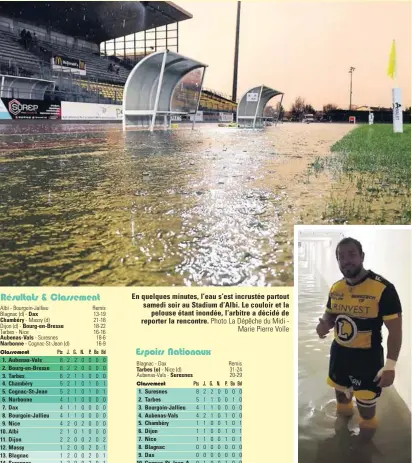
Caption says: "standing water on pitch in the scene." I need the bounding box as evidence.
[0,122,359,286]
[0,123,296,286]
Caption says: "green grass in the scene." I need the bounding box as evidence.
[330,123,411,184]
[307,124,411,224]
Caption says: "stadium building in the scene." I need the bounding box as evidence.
[0,1,236,121]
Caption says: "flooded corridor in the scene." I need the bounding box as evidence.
[297,248,411,463]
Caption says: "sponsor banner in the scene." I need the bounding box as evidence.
[0,98,12,120]
[219,112,234,122]
[61,102,123,121]
[246,92,259,102]
[392,87,403,133]
[171,115,182,122]
[189,111,203,122]
[51,55,86,76]
[1,98,61,119]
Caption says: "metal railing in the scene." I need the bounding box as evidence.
[0,67,123,105]
[203,87,234,102]
[0,23,122,81]
[0,21,98,53]
[0,54,51,80]
[0,85,119,105]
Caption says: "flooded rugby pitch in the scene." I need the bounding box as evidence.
[0,122,408,286]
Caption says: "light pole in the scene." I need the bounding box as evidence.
[349,66,355,110]
[232,1,241,103]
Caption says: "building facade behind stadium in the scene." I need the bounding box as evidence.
[0,1,237,120]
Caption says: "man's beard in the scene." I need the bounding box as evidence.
[340,264,363,279]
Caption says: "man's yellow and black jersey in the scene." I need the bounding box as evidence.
[326,270,402,349]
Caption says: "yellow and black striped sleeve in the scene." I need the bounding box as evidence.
[379,284,402,321]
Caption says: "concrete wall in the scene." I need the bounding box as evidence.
[301,227,411,411]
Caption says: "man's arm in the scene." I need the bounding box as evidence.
[320,311,337,329]
[316,296,337,338]
[374,282,402,387]
[380,283,403,363]
[384,315,402,361]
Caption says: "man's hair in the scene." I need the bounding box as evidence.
[335,237,363,259]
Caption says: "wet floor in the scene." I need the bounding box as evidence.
[298,259,411,463]
[0,122,359,286]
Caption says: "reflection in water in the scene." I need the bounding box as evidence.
[298,261,411,463]
[0,123,296,286]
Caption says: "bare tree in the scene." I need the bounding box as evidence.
[275,101,285,119]
[264,103,285,119]
[303,104,316,115]
[264,106,276,117]
[323,103,339,113]
[290,97,306,118]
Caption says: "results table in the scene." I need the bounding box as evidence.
[137,387,242,463]
[0,355,108,463]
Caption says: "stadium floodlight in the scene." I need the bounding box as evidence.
[349,66,355,110]
[232,1,241,103]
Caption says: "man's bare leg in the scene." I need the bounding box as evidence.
[335,389,354,417]
[356,399,377,440]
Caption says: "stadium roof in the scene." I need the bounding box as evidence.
[0,1,192,43]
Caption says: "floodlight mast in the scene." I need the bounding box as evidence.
[349,66,355,110]
[232,1,241,104]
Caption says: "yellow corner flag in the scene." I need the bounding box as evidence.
[387,39,396,79]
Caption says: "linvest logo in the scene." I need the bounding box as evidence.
[8,99,39,116]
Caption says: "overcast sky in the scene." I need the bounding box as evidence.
[176,1,411,110]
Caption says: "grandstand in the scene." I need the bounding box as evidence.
[0,1,236,117]
[201,89,237,113]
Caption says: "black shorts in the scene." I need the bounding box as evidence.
[327,341,384,400]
